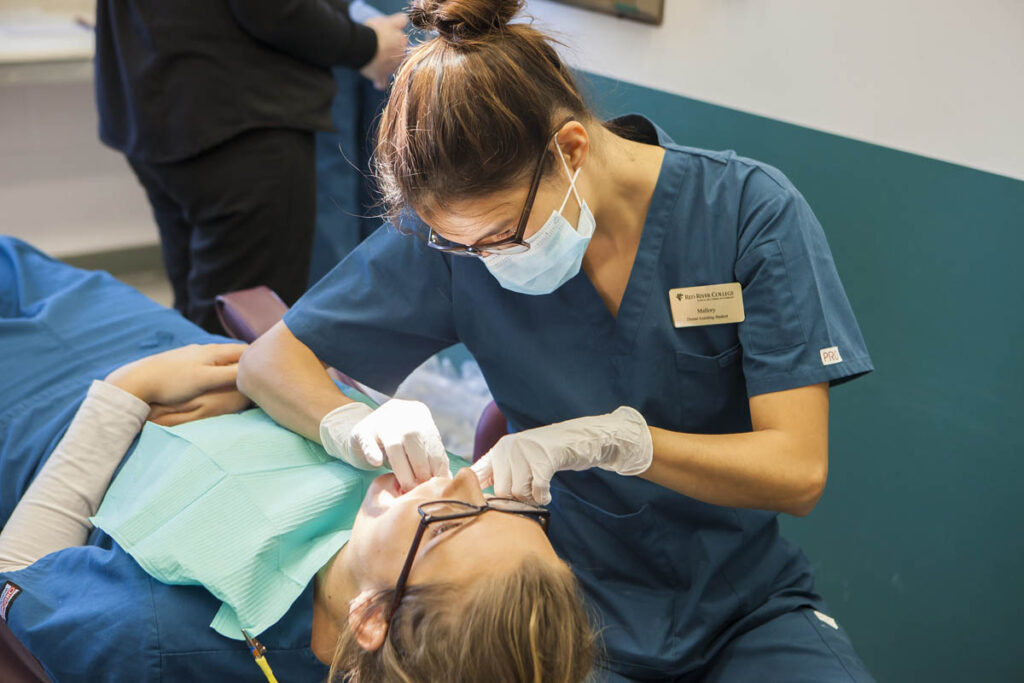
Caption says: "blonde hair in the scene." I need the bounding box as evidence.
[329,555,597,683]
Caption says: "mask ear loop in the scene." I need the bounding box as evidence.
[554,144,583,215]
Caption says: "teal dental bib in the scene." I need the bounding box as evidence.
[91,408,468,639]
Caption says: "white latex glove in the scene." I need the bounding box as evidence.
[319,399,451,491]
[471,406,653,505]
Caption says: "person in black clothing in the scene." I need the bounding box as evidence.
[94,0,408,333]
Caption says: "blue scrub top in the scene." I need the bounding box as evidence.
[0,237,327,682]
[0,533,324,682]
[283,115,873,679]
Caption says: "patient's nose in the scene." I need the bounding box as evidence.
[442,467,487,504]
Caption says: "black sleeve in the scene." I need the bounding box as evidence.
[227,0,379,68]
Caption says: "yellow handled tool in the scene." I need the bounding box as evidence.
[242,628,280,683]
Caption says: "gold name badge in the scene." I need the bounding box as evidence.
[669,282,745,328]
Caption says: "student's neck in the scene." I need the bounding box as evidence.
[590,126,665,249]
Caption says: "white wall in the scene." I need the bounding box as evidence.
[3,1,1020,258]
[528,0,1024,181]
[0,2,158,257]
[0,67,158,257]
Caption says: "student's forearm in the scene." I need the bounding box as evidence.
[237,321,355,443]
[0,381,148,571]
[642,427,828,517]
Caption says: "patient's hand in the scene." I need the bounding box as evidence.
[105,344,252,426]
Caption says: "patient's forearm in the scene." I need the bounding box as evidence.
[238,320,355,443]
[0,381,148,571]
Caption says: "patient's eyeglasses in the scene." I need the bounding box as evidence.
[424,116,576,258]
[385,498,550,637]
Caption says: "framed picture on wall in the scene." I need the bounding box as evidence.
[545,0,664,25]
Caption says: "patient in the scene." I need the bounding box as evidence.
[0,238,595,682]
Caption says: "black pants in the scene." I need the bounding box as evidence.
[128,128,315,334]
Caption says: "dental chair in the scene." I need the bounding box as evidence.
[0,616,49,683]
[215,286,509,462]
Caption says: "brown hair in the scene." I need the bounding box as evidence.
[329,555,597,683]
[374,0,598,227]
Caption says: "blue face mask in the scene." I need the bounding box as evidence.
[483,146,596,295]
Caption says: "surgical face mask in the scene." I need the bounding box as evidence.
[483,146,596,295]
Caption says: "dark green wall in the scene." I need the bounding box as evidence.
[580,73,1024,682]
[375,0,411,13]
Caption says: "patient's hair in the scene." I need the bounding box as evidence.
[374,0,600,227]
[329,555,597,683]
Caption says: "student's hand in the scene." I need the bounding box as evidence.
[360,12,409,90]
[471,407,654,505]
[105,344,252,425]
[319,398,450,491]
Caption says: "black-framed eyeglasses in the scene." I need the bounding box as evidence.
[425,116,576,258]
[385,498,550,636]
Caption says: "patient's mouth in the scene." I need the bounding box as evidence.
[379,473,402,500]
[368,472,447,511]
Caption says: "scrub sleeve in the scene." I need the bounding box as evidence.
[733,167,873,396]
[282,223,459,395]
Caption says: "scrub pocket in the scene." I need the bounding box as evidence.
[546,480,720,677]
[548,484,674,587]
[675,344,748,432]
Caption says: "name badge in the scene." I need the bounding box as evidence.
[669,282,745,328]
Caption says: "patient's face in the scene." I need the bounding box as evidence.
[346,467,562,592]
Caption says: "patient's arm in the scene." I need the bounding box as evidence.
[0,344,250,571]
[0,381,149,571]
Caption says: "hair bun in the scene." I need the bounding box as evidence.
[409,0,524,44]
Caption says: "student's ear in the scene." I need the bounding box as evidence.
[348,590,388,652]
[553,119,590,173]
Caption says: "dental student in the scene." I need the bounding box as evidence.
[240,1,877,680]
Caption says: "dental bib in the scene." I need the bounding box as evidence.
[91,408,470,639]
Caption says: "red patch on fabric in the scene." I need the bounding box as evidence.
[0,581,21,621]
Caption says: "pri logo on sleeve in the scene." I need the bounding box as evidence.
[1,581,22,621]
[819,346,843,366]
